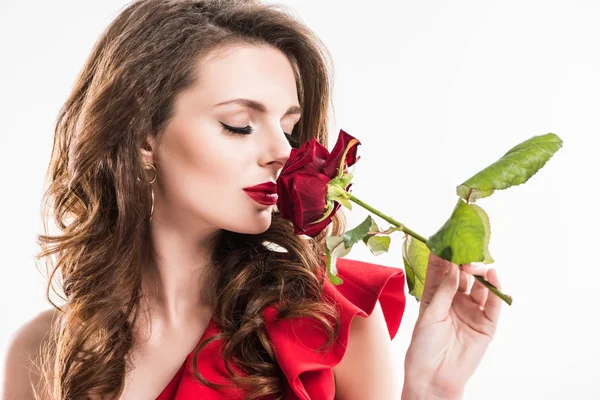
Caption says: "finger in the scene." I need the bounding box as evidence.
[470,275,488,306]
[460,263,488,276]
[483,268,503,323]
[458,269,471,293]
[420,252,453,307]
[421,263,460,322]
[461,264,490,305]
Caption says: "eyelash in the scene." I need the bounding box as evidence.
[220,122,299,147]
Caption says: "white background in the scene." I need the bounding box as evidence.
[1,1,599,398]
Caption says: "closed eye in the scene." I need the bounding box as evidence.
[219,122,299,147]
[220,122,253,135]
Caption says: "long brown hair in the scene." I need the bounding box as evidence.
[34,0,346,398]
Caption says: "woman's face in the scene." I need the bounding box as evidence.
[145,44,301,235]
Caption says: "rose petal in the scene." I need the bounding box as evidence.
[303,202,342,237]
[322,129,361,178]
[275,134,349,237]
[276,174,296,219]
[280,138,329,175]
[292,172,330,226]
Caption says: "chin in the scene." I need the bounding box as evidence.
[232,212,273,235]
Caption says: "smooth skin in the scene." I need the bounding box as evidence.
[2,43,501,400]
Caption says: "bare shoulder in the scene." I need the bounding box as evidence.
[332,300,402,400]
[2,308,61,400]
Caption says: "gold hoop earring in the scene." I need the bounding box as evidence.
[144,163,156,221]
[144,163,157,184]
[148,186,155,221]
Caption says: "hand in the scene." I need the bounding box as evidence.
[403,252,503,399]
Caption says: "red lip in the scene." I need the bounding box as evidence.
[244,190,278,206]
[243,181,277,194]
[243,181,278,206]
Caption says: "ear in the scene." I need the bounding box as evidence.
[139,134,158,165]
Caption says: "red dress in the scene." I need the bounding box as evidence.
[156,257,406,400]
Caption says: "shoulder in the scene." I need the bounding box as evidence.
[2,308,61,400]
[328,258,406,399]
[332,299,403,400]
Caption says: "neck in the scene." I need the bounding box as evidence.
[141,215,222,325]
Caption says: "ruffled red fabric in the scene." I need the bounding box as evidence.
[156,258,406,400]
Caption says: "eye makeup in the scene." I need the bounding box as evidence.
[219,122,299,147]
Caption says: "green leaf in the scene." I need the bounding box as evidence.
[327,185,352,210]
[341,216,373,249]
[426,198,494,265]
[470,202,494,264]
[324,216,375,285]
[338,197,353,210]
[361,218,382,240]
[456,133,563,202]
[404,262,416,297]
[402,235,429,300]
[330,173,354,189]
[361,218,380,242]
[365,235,391,256]
[361,218,390,255]
[325,235,352,285]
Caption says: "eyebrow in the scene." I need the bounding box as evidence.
[214,98,302,116]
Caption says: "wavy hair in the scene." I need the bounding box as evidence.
[34,0,347,398]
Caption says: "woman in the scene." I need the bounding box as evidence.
[3,0,502,399]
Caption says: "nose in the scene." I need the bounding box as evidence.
[260,126,293,171]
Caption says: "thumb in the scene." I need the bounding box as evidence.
[421,263,459,322]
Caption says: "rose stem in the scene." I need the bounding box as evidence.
[472,276,513,305]
[345,191,512,306]
[345,192,428,244]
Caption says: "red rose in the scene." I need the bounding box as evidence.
[276,129,361,237]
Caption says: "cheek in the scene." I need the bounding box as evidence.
[157,120,247,200]
[161,119,222,176]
